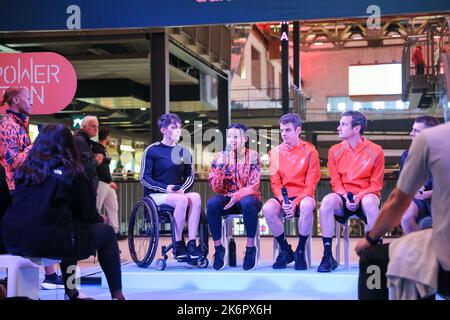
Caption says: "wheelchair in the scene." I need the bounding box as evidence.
[128,196,209,270]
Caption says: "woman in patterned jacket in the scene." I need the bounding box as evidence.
[207,123,261,271]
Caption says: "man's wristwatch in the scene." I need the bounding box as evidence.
[365,232,381,246]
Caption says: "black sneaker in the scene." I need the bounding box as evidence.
[294,249,308,270]
[41,273,65,290]
[243,246,258,271]
[272,245,294,269]
[187,240,202,258]
[174,241,189,259]
[213,245,227,271]
[317,255,338,273]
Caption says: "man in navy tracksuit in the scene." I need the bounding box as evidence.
[140,113,202,259]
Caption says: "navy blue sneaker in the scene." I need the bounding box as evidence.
[294,249,308,270]
[213,245,227,271]
[243,246,258,271]
[174,241,189,259]
[41,273,65,290]
[272,245,294,269]
[187,240,202,258]
[317,255,338,272]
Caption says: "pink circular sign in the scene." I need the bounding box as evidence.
[0,52,77,115]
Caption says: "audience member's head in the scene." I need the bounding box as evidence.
[80,116,99,138]
[15,124,82,186]
[99,128,111,143]
[1,87,33,115]
[410,116,439,140]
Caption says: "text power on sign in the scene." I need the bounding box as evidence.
[0,52,77,115]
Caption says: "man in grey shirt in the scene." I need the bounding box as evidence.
[355,121,450,299]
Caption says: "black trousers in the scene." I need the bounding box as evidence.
[60,223,122,294]
[415,63,425,75]
[358,243,450,300]
[206,195,262,241]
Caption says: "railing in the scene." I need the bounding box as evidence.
[231,87,293,110]
[116,177,400,238]
[230,86,439,122]
[403,20,450,83]
[304,108,439,122]
[402,20,450,112]
[176,25,231,67]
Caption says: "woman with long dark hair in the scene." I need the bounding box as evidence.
[1,124,125,300]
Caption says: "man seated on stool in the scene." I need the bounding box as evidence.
[140,113,202,260]
[318,111,384,272]
[400,116,438,234]
[262,113,321,270]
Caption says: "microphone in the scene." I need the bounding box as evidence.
[172,185,181,192]
[281,186,290,205]
[234,148,238,182]
[347,192,355,203]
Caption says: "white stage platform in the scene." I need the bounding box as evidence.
[102,261,360,300]
[2,238,362,299]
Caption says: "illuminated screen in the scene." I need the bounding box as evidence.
[348,63,402,96]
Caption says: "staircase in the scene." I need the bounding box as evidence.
[402,21,449,111]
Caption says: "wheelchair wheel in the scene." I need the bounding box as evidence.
[155,258,167,271]
[197,257,209,269]
[128,197,159,268]
[198,210,210,257]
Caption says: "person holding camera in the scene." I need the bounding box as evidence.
[92,128,125,240]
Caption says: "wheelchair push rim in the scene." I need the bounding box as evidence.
[128,198,159,268]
